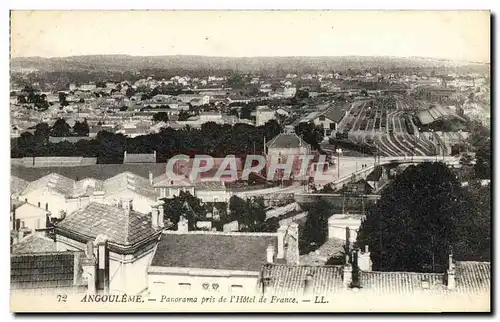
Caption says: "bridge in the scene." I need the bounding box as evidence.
[313,155,460,191]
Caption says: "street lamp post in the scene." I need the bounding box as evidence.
[336,148,343,179]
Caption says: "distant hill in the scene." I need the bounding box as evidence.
[10,55,489,74]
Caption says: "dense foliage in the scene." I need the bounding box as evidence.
[356,162,490,273]
[12,120,282,164]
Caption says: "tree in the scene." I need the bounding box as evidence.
[153,112,169,123]
[178,110,191,121]
[58,92,68,105]
[50,119,72,137]
[239,105,254,120]
[125,87,135,98]
[356,162,473,273]
[294,121,323,149]
[295,89,309,99]
[161,191,207,230]
[468,120,491,179]
[34,122,50,141]
[459,153,474,166]
[300,199,330,253]
[73,119,90,137]
[96,81,106,88]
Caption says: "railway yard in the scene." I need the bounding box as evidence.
[333,95,469,157]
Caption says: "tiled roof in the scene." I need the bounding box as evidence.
[21,173,76,197]
[153,172,193,188]
[124,152,157,164]
[103,172,156,200]
[360,261,491,295]
[56,202,160,246]
[12,164,167,182]
[150,232,278,272]
[194,181,226,191]
[74,178,103,197]
[359,271,447,295]
[267,133,311,150]
[323,104,347,123]
[261,264,345,296]
[18,173,104,198]
[455,261,490,294]
[10,176,29,196]
[12,233,58,254]
[11,252,82,290]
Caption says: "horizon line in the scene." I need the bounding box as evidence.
[10,54,489,65]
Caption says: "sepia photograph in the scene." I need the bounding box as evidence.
[8,9,491,313]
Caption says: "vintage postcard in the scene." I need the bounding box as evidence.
[9,10,491,312]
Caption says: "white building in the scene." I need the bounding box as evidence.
[147,222,300,297]
[255,106,276,126]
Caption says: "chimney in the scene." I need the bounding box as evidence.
[351,249,360,288]
[12,205,16,231]
[151,203,159,229]
[124,150,127,162]
[266,244,275,264]
[277,225,287,259]
[158,201,165,228]
[45,202,49,211]
[177,216,189,233]
[149,171,154,185]
[358,245,373,272]
[447,251,456,290]
[82,241,97,294]
[122,198,133,212]
[95,235,110,294]
[303,270,314,296]
[285,223,300,265]
[343,254,352,288]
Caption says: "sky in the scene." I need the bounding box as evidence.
[10,10,490,63]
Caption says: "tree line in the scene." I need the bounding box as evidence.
[11,119,282,163]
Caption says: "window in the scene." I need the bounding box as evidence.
[319,115,326,121]
[213,197,218,202]
[330,123,336,130]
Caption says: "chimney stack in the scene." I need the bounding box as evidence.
[343,254,352,288]
[158,201,165,228]
[304,270,314,296]
[266,244,275,264]
[151,203,159,229]
[12,205,16,231]
[277,225,287,259]
[447,251,456,290]
[149,171,154,185]
[122,198,133,212]
[358,244,373,272]
[286,223,300,265]
[45,202,49,211]
[95,235,110,294]
[82,241,97,294]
